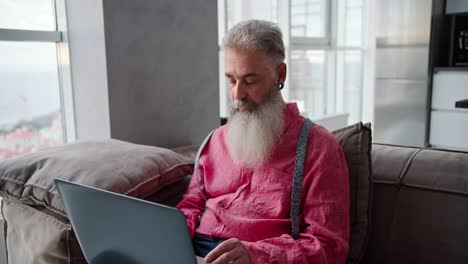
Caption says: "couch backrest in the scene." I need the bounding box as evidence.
[362,144,468,264]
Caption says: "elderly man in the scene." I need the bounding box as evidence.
[176,19,349,264]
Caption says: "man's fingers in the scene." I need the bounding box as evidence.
[209,251,240,264]
[205,238,240,263]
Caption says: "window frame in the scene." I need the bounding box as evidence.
[0,0,75,143]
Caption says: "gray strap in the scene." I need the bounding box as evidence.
[195,130,215,202]
[291,118,314,239]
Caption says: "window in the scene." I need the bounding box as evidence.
[291,0,327,38]
[0,0,73,161]
[218,0,372,128]
[290,49,326,116]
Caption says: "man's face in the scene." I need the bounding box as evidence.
[225,49,281,112]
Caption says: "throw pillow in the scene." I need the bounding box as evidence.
[332,122,372,264]
[0,139,194,217]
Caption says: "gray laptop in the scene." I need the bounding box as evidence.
[55,179,204,264]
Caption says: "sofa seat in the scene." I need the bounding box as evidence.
[362,144,468,264]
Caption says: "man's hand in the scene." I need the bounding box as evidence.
[204,238,251,264]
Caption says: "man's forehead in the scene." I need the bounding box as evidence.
[225,49,271,77]
[225,63,264,78]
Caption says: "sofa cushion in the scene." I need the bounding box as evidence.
[2,199,86,264]
[390,147,468,264]
[372,144,420,184]
[332,122,372,264]
[389,187,468,264]
[403,148,468,194]
[362,144,468,264]
[0,139,194,217]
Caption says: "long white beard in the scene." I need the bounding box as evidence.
[227,91,284,168]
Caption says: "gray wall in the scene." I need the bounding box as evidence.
[103,0,219,148]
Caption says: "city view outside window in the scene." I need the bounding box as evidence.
[0,0,66,161]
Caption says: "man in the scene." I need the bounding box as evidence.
[176,19,350,264]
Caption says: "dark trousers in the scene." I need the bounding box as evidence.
[192,233,223,257]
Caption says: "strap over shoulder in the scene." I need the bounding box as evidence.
[291,118,314,239]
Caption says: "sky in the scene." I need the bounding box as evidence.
[0,0,54,31]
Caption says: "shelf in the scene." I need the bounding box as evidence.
[434,67,468,72]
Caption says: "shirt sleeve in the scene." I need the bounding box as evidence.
[176,155,208,238]
[242,139,350,264]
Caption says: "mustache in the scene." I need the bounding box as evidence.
[231,98,259,112]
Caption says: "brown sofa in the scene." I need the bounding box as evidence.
[1,141,468,263]
[362,144,468,264]
[166,144,468,264]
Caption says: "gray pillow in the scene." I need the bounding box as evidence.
[0,139,194,217]
[332,122,373,264]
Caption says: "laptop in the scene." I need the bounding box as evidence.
[54,179,205,264]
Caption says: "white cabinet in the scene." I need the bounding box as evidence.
[446,0,468,14]
[430,70,468,151]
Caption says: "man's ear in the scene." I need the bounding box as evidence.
[277,63,287,84]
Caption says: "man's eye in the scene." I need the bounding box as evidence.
[228,79,236,85]
[245,80,256,85]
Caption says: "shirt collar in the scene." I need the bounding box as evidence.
[282,102,301,133]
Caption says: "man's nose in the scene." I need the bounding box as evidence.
[233,82,247,100]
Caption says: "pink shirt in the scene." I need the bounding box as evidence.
[176,103,350,264]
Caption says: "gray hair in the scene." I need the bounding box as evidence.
[223,19,285,66]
